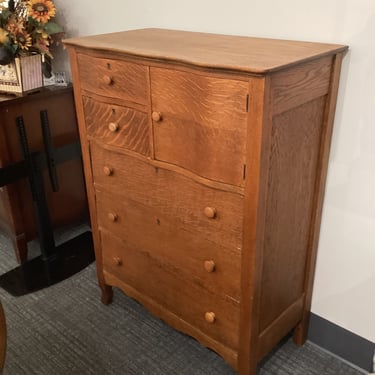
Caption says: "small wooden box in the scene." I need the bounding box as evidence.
[0,54,43,95]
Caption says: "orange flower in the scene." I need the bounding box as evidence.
[14,30,32,50]
[27,0,56,23]
[6,17,25,35]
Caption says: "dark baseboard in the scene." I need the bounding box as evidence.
[308,313,374,372]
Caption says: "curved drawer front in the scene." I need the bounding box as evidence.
[77,53,148,104]
[96,189,241,301]
[101,230,240,351]
[90,143,244,251]
[83,96,150,156]
[150,67,249,186]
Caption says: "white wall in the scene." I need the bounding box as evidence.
[54,0,375,343]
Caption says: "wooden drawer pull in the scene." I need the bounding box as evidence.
[103,166,113,176]
[113,257,122,266]
[108,122,119,132]
[108,212,118,222]
[204,260,216,273]
[103,75,113,85]
[204,312,216,324]
[151,111,162,122]
[204,206,217,219]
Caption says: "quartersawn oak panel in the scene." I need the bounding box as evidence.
[96,189,241,301]
[101,229,240,351]
[259,96,325,332]
[83,96,149,156]
[271,56,332,115]
[77,53,148,104]
[90,142,244,251]
[151,67,249,187]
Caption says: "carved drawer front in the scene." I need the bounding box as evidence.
[150,67,249,186]
[76,54,148,104]
[83,96,150,156]
[101,229,240,350]
[90,143,244,251]
[96,189,241,301]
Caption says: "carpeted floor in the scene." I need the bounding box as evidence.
[0,225,367,375]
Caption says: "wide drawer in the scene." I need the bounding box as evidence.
[83,96,150,156]
[96,189,241,301]
[90,142,244,251]
[77,53,148,104]
[101,229,240,350]
[150,67,249,186]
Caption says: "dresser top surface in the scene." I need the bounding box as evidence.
[64,28,347,74]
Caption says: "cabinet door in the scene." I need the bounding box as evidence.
[150,68,249,187]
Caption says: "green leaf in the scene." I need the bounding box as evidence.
[44,22,64,35]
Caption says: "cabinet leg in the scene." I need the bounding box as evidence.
[12,235,28,264]
[293,313,309,346]
[100,284,113,305]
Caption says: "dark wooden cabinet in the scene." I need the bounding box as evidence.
[65,29,347,374]
[0,87,88,263]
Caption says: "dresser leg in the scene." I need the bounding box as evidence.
[100,285,113,305]
[292,314,309,346]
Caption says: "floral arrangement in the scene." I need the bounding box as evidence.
[0,0,64,65]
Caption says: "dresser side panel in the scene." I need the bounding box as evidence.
[259,96,326,332]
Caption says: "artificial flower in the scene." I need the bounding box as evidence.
[14,30,32,50]
[27,0,56,23]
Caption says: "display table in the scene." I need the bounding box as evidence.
[0,86,88,263]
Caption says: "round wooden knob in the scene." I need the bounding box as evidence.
[103,166,113,176]
[205,312,216,324]
[204,206,217,219]
[108,122,119,132]
[103,75,113,85]
[204,260,216,273]
[108,212,118,222]
[113,257,122,266]
[151,111,162,122]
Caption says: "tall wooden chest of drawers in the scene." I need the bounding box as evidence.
[65,29,347,374]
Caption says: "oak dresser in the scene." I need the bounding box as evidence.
[65,29,347,374]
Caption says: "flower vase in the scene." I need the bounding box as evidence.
[0,54,44,96]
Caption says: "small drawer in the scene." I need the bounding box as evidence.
[96,190,241,301]
[90,143,244,251]
[77,53,148,104]
[83,96,150,156]
[150,67,249,186]
[101,229,240,350]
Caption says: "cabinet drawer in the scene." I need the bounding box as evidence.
[90,143,244,251]
[101,230,240,350]
[150,67,249,186]
[83,96,150,156]
[77,53,148,104]
[96,190,241,301]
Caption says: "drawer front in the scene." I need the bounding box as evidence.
[101,230,240,350]
[77,53,148,104]
[90,143,244,251]
[150,67,249,186]
[96,190,241,301]
[83,96,150,156]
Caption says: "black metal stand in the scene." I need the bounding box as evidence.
[0,111,94,296]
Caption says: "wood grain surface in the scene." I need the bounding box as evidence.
[90,142,244,251]
[101,229,240,351]
[83,96,149,156]
[151,67,248,186]
[65,28,347,74]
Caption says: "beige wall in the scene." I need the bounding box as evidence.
[54,0,375,343]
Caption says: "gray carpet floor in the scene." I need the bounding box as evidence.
[0,225,367,375]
